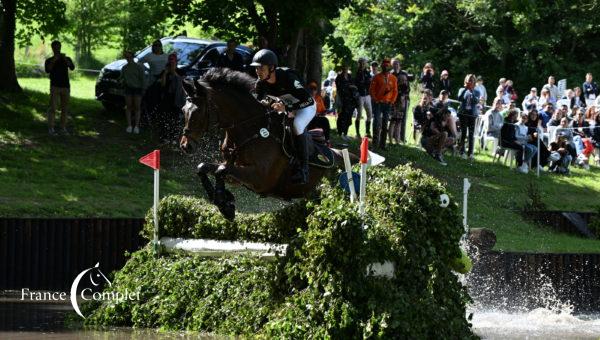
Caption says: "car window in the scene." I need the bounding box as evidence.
[163,42,207,66]
[198,47,224,67]
[136,41,207,67]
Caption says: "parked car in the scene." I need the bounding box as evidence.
[95,36,254,111]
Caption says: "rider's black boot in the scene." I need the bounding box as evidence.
[291,132,309,184]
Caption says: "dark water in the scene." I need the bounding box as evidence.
[0,298,221,339]
[2,295,600,339]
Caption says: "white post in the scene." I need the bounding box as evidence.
[537,128,541,177]
[342,149,357,202]
[153,169,160,254]
[359,163,367,215]
[463,178,471,231]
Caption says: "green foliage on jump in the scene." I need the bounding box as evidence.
[84,164,475,338]
[141,195,309,244]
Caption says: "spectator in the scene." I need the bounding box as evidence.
[547,108,564,128]
[335,65,357,141]
[433,90,458,138]
[355,58,373,138]
[140,39,168,80]
[582,73,598,101]
[370,61,378,77]
[433,90,450,108]
[501,109,536,174]
[542,76,560,102]
[556,117,578,161]
[120,51,145,134]
[457,74,480,160]
[44,40,75,135]
[421,107,453,166]
[522,87,539,112]
[526,108,542,130]
[496,78,507,102]
[369,58,398,150]
[306,81,331,142]
[572,87,586,109]
[571,110,593,169]
[516,112,540,172]
[537,88,555,110]
[548,135,572,174]
[389,58,411,144]
[591,113,600,152]
[157,53,186,144]
[505,79,518,102]
[439,70,451,97]
[475,76,488,106]
[413,90,433,136]
[484,97,504,138]
[420,63,435,92]
[585,106,598,121]
[217,38,244,71]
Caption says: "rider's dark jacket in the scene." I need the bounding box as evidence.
[255,68,314,111]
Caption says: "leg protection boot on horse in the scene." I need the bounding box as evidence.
[291,131,309,185]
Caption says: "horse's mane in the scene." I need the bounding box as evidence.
[199,68,256,94]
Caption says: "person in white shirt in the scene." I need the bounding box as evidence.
[542,75,560,101]
[522,87,538,112]
[484,97,504,138]
[139,39,169,80]
[475,76,487,105]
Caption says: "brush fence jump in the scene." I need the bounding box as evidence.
[160,237,395,277]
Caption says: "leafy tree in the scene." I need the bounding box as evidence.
[64,0,121,66]
[0,0,66,93]
[335,0,600,96]
[120,0,173,53]
[171,0,353,81]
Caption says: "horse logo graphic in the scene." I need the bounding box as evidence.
[70,262,112,318]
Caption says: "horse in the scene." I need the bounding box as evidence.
[179,68,355,220]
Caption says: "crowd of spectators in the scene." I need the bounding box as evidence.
[411,64,600,173]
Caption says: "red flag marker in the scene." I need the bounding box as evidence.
[139,150,161,255]
[139,150,160,170]
[360,137,369,164]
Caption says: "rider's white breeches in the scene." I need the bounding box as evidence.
[292,102,316,135]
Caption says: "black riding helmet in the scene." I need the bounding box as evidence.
[251,49,278,67]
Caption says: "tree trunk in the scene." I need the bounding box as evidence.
[306,32,323,85]
[0,0,22,93]
[286,28,303,69]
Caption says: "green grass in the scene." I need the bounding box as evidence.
[326,93,600,253]
[2,77,600,253]
[0,76,283,217]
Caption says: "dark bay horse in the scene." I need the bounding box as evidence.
[179,68,352,219]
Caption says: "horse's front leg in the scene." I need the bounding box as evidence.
[213,164,237,220]
[197,162,219,201]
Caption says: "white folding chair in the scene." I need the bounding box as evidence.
[481,124,499,156]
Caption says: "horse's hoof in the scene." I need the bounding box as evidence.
[219,202,236,221]
[197,162,207,175]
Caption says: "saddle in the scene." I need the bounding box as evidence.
[260,96,334,169]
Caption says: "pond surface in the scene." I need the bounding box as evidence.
[2,296,600,339]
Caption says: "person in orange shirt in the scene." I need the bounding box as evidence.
[306,80,331,142]
[369,58,398,149]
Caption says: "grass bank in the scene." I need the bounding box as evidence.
[1,76,599,252]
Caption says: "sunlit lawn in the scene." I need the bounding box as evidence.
[1,76,599,252]
[327,93,600,253]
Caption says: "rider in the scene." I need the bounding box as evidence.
[251,49,316,185]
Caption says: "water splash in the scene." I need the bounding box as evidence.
[462,244,600,339]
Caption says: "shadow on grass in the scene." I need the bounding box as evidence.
[0,86,283,217]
